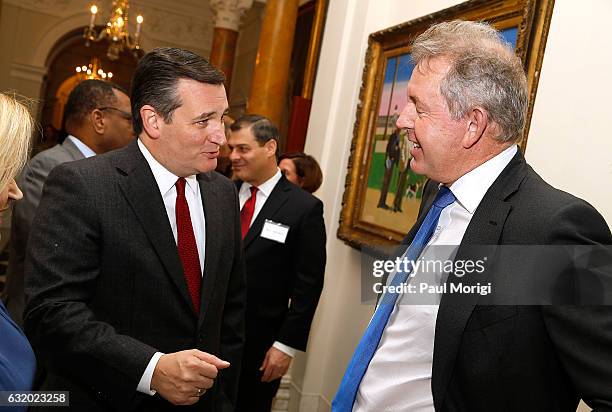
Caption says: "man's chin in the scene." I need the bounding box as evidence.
[197,159,217,174]
[231,168,248,181]
[410,159,426,177]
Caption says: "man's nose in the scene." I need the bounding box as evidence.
[211,132,226,146]
[396,105,415,130]
[228,147,239,161]
[210,120,227,146]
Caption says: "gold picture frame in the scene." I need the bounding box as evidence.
[337,0,555,250]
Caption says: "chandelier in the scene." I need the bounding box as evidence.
[84,1,143,61]
[75,57,114,81]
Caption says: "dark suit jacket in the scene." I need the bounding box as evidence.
[23,140,246,411]
[401,151,612,411]
[238,175,326,363]
[3,138,84,327]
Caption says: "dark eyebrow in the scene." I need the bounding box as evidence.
[193,111,216,121]
[192,109,230,122]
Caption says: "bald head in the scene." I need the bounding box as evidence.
[64,80,134,153]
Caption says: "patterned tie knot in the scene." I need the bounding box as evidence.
[249,186,258,197]
[176,177,187,197]
[434,186,456,209]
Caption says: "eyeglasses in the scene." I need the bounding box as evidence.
[97,107,132,121]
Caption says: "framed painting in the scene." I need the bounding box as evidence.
[337,0,554,249]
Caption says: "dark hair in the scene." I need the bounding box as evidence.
[131,47,225,136]
[63,79,126,128]
[229,114,279,156]
[279,152,323,193]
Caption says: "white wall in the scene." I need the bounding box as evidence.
[295,0,611,410]
[525,0,612,228]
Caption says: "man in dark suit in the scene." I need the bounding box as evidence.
[227,115,326,411]
[334,21,612,411]
[377,127,400,210]
[3,79,134,327]
[24,48,245,411]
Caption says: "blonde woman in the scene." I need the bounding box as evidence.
[0,92,36,394]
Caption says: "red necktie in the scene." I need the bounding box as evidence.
[175,177,202,313]
[240,186,258,239]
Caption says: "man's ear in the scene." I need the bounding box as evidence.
[462,106,489,149]
[265,139,278,158]
[140,105,162,139]
[90,109,105,135]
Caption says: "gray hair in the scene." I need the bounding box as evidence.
[411,20,528,143]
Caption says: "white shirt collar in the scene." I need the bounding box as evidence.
[241,168,282,197]
[137,139,198,197]
[449,144,518,214]
[67,135,96,158]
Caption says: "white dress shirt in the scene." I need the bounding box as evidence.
[135,139,207,395]
[238,169,297,358]
[354,145,517,412]
[67,135,96,158]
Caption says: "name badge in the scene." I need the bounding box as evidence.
[260,219,289,244]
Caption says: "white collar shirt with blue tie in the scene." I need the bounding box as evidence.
[354,144,517,412]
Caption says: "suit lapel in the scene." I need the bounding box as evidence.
[242,176,292,249]
[116,141,195,314]
[198,173,221,327]
[431,151,528,410]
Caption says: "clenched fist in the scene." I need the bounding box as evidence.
[151,349,230,405]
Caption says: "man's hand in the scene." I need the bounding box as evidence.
[259,346,292,383]
[151,349,230,405]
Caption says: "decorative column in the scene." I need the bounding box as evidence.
[247,0,299,126]
[209,0,253,94]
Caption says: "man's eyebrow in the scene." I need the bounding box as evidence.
[192,109,230,121]
[192,111,215,121]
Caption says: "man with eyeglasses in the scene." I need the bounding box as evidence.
[3,79,134,327]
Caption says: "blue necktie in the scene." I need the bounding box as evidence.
[332,186,456,411]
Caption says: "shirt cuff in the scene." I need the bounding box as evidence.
[137,352,164,395]
[273,341,297,358]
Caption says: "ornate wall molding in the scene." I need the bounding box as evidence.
[9,62,47,84]
[137,4,213,50]
[3,0,77,17]
[5,0,215,51]
[210,0,253,31]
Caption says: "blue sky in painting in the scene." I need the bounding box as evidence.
[501,27,518,48]
[396,54,415,82]
[383,56,398,84]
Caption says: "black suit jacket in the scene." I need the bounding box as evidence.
[238,176,326,361]
[3,138,84,327]
[401,151,612,411]
[24,140,246,411]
